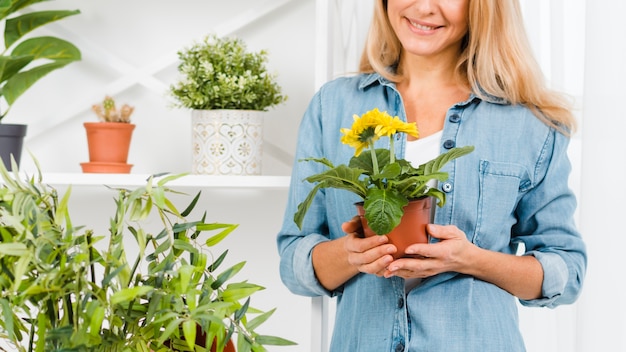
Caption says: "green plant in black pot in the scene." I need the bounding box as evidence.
[0,0,82,169]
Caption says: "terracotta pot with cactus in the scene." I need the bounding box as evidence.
[81,95,136,173]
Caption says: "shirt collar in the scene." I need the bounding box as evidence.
[357,72,509,106]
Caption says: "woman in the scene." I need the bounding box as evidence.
[277,0,587,351]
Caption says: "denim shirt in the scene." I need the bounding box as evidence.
[277,73,587,352]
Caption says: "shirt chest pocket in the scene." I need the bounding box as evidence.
[474,160,531,249]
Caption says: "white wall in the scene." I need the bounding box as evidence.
[13,0,312,176]
[8,1,318,351]
[6,0,625,351]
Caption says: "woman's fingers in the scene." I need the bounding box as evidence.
[386,224,472,278]
[344,232,396,275]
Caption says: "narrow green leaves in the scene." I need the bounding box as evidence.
[0,161,294,351]
[110,286,153,305]
[201,223,239,247]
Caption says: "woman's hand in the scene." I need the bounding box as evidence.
[382,223,544,300]
[342,216,398,276]
[383,224,473,279]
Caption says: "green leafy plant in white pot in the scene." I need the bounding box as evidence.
[169,34,287,176]
[0,0,82,170]
[0,161,297,351]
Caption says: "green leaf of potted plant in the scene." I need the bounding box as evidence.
[169,34,287,175]
[81,95,136,173]
[294,108,474,258]
[0,0,82,170]
[0,161,297,351]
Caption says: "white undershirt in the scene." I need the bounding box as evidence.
[404,130,443,208]
[404,130,443,168]
[403,130,443,292]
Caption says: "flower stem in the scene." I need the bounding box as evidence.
[389,136,396,164]
[369,141,379,175]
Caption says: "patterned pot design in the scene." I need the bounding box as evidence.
[191,109,264,175]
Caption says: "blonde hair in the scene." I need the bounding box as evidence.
[359,0,576,134]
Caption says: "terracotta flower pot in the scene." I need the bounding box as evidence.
[356,197,432,259]
[165,337,235,352]
[211,339,236,352]
[162,323,236,352]
[82,122,135,173]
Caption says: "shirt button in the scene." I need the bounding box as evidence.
[396,134,401,141]
[443,139,455,149]
[395,343,405,352]
[397,297,404,309]
[442,182,453,193]
[449,114,461,123]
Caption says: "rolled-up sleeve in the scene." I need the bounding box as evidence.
[278,228,332,297]
[515,130,587,308]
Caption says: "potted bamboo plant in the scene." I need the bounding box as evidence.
[0,0,81,170]
[169,34,287,176]
[0,161,297,351]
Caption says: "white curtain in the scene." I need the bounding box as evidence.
[578,0,626,351]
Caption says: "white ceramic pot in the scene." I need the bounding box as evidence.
[191,109,264,175]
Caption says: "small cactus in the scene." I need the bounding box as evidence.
[92,95,134,123]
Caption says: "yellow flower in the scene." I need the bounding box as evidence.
[295,106,474,236]
[341,110,384,156]
[377,115,418,139]
[340,108,418,156]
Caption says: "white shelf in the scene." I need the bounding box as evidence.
[32,173,291,190]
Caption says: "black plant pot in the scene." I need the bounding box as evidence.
[0,124,28,170]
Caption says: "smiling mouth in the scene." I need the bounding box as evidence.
[409,20,440,31]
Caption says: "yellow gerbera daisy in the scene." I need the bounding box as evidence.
[341,110,384,156]
[381,116,418,138]
[340,108,419,156]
